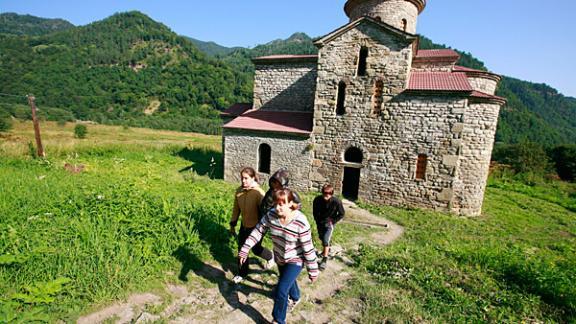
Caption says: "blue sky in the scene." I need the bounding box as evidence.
[1,0,575,97]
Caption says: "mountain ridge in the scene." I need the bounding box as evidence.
[1,12,574,145]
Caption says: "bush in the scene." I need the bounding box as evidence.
[74,124,87,139]
[551,145,576,182]
[0,117,13,132]
[492,142,551,175]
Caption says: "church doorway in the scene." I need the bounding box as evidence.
[342,147,363,200]
[342,167,361,200]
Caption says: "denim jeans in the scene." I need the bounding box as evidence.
[272,263,302,324]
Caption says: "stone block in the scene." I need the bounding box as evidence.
[443,155,459,167]
[437,188,454,202]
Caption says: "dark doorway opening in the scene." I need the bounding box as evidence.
[342,167,361,200]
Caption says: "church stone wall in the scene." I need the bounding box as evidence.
[452,102,501,215]
[411,61,455,72]
[467,77,498,95]
[253,63,317,112]
[223,129,312,191]
[312,93,468,212]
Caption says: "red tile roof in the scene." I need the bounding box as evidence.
[415,49,460,59]
[453,66,502,81]
[408,72,473,91]
[224,110,313,135]
[469,91,507,104]
[220,103,252,117]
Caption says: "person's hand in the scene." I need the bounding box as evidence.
[229,225,236,235]
[239,256,247,265]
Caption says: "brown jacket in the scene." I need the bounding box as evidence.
[231,186,265,228]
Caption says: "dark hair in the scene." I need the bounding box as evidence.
[273,188,298,210]
[322,184,334,195]
[240,167,258,182]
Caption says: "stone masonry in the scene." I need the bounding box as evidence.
[222,0,505,216]
[253,61,317,112]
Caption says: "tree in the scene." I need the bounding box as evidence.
[0,117,13,132]
[74,124,87,139]
[550,145,576,182]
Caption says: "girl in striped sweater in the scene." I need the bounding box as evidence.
[239,188,318,324]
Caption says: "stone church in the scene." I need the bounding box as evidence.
[221,0,505,216]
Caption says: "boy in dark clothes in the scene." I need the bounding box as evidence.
[313,184,345,271]
[259,168,302,218]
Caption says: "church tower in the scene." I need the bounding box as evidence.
[344,0,426,34]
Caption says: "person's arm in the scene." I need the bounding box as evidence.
[298,216,319,281]
[230,191,241,233]
[259,191,271,219]
[333,198,346,224]
[239,215,269,263]
[312,197,320,222]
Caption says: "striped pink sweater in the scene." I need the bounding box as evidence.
[239,209,319,279]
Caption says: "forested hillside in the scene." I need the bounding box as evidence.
[0,12,252,134]
[1,12,575,144]
[0,13,74,36]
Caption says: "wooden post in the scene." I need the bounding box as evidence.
[27,95,46,158]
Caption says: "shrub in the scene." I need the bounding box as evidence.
[492,142,551,175]
[550,145,576,182]
[74,124,87,139]
[0,117,13,132]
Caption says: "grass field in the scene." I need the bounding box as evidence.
[1,122,575,323]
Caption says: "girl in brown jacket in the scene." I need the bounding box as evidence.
[229,167,275,283]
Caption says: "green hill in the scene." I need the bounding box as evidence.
[0,12,252,134]
[186,37,243,57]
[1,12,574,145]
[0,12,74,36]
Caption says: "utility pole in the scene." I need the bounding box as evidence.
[27,95,46,158]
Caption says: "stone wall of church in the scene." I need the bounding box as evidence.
[467,77,498,95]
[451,102,501,216]
[312,92,468,212]
[223,129,312,191]
[310,21,473,212]
[253,63,317,112]
[411,61,455,72]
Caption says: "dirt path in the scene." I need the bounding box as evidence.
[77,201,403,324]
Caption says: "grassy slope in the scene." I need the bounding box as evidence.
[1,123,575,322]
[351,183,576,323]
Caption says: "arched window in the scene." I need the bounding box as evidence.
[357,47,368,76]
[401,19,408,32]
[375,16,382,22]
[258,143,271,174]
[372,79,384,115]
[415,154,427,180]
[336,81,346,116]
[344,147,363,163]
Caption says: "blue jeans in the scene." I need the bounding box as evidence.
[272,263,302,324]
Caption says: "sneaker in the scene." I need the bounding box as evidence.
[319,257,328,271]
[287,297,301,312]
[264,258,276,270]
[232,275,244,284]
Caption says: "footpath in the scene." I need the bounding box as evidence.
[78,200,404,324]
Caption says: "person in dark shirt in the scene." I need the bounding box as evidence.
[260,167,301,219]
[312,184,345,271]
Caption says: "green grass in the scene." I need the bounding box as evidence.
[349,180,576,323]
[1,122,575,322]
